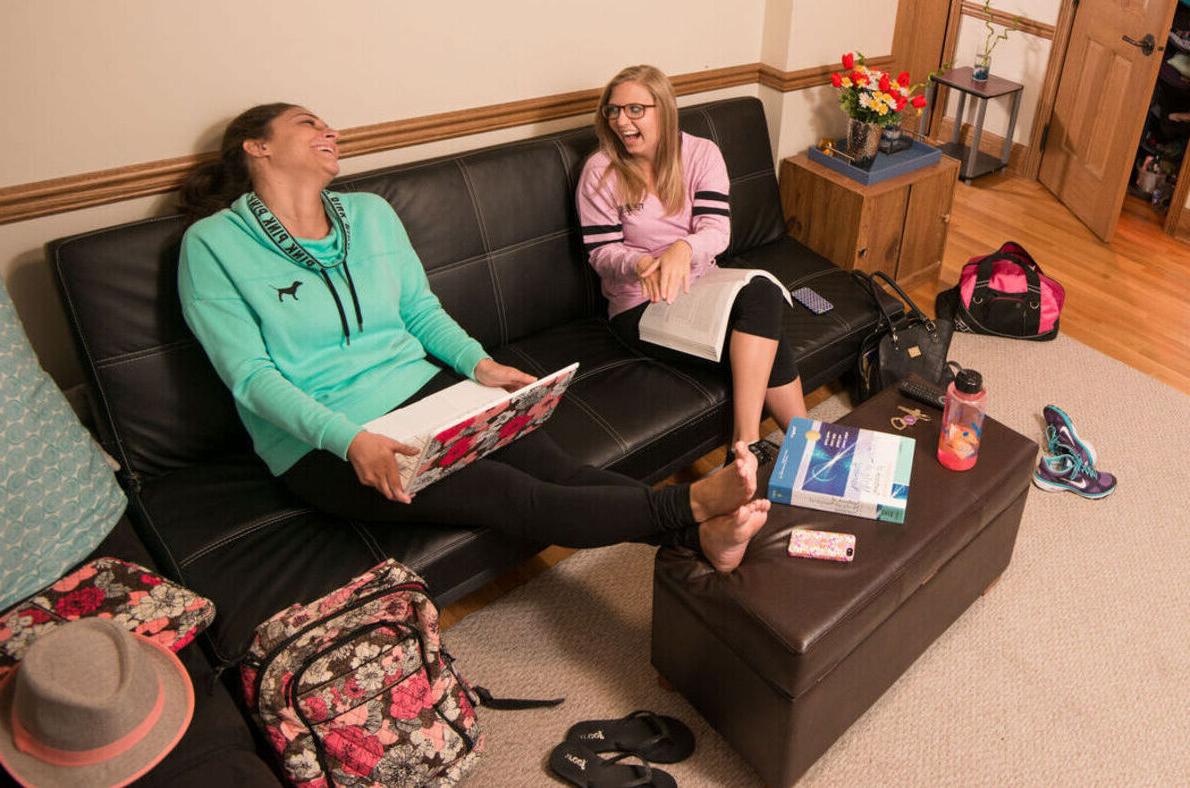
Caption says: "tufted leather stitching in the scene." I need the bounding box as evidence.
[730,170,777,186]
[95,338,197,369]
[603,321,718,403]
[52,243,140,479]
[349,522,386,563]
[485,228,572,261]
[455,159,509,345]
[177,507,313,569]
[699,107,723,148]
[607,407,723,469]
[551,138,600,316]
[400,528,489,574]
[501,344,642,446]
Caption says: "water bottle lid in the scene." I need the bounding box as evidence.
[955,368,983,394]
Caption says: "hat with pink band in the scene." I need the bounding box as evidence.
[0,618,193,787]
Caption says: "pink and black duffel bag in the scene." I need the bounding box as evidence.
[935,241,1066,341]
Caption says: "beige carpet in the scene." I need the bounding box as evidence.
[445,333,1190,787]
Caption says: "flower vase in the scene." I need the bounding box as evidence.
[846,118,882,170]
[973,53,991,82]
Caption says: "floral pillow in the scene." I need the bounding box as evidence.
[0,557,215,676]
[0,281,127,611]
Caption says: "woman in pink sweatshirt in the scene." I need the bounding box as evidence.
[577,65,808,463]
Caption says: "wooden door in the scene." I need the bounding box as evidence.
[892,0,953,86]
[1039,0,1178,241]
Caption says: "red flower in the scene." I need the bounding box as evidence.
[390,671,433,720]
[831,72,842,88]
[24,608,53,625]
[54,587,105,618]
[322,725,384,777]
[878,74,890,92]
[896,96,908,112]
[850,71,867,85]
[898,71,911,87]
[842,52,855,70]
[911,95,928,109]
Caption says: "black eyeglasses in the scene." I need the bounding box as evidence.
[601,103,656,120]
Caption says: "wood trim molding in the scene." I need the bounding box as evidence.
[959,2,1055,40]
[0,58,897,226]
[758,55,894,92]
[1023,0,1077,179]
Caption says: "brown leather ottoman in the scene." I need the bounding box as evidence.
[651,385,1037,785]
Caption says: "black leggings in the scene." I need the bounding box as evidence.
[611,277,799,387]
[281,371,701,551]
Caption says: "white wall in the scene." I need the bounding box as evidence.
[1,0,889,390]
[761,0,899,161]
[0,1,767,186]
[946,1,1057,145]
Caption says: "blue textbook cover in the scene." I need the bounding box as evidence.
[767,417,915,523]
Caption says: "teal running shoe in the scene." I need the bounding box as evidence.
[1043,404,1098,466]
[1032,453,1117,499]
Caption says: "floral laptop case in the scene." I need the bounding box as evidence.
[0,557,215,676]
[367,363,579,495]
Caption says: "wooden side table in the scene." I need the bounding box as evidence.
[779,152,960,287]
[926,67,1024,181]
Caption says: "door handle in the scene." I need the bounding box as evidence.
[1122,33,1156,56]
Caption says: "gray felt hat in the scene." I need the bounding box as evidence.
[0,618,193,787]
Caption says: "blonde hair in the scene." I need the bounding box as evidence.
[594,65,684,215]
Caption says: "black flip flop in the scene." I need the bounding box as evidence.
[549,741,677,788]
[565,710,695,764]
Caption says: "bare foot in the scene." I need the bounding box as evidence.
[698,499,771,573]
[690,441,757,520]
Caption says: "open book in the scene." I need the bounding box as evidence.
[638,268,792,361]
[364,362,579,494]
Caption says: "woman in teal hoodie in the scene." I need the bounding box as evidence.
[177,103,770,573]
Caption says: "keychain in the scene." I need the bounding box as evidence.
[891,405,931,431]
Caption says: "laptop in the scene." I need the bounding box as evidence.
[364,362,579,494]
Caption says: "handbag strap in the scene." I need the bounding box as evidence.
[861,270,937,347]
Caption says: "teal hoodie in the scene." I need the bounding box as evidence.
[178,190,489,475]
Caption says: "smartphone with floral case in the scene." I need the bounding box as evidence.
[787,529,856,562]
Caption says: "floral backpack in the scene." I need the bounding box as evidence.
[241,559,482,787]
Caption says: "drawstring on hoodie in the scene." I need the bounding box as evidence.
[247,191,362,346]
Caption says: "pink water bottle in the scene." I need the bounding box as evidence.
[937,367,987,471]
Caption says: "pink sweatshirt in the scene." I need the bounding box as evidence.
[577,132,731,317]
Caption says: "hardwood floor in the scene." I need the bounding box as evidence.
[439,173,1190,629]
[905,174,1190,395]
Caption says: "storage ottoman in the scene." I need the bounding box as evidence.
[651,385,1038,785]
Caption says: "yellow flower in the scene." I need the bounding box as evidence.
[841,77,852,88]
[877,104,889,115]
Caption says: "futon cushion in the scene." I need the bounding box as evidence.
[0,282,127,611]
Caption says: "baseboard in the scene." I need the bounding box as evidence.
[933,117,1030,176]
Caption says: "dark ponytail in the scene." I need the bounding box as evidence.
[179,102,297,225]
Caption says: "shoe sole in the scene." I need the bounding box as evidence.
[1032,471,1116,499]
[1044,405,1098,465]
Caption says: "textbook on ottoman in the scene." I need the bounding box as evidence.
[767,417,914,523]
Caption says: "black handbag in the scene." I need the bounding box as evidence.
[853,270,955,403]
